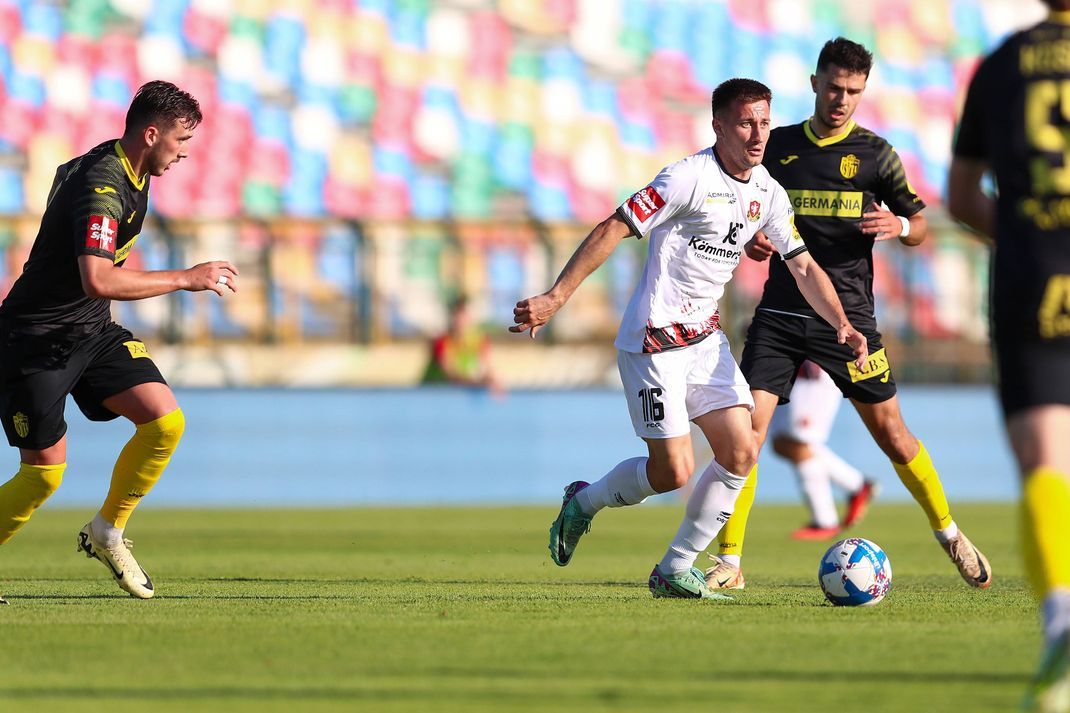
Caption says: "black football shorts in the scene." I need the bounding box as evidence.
[0,322,167,449]
[993,337,1070,418]
[741,309,897,405]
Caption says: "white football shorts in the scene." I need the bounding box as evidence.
[768,366,844,445]
[617,332,753,439]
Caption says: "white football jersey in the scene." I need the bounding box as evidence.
[614,147,807,353]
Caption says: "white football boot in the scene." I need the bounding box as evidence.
[76,523,155,599]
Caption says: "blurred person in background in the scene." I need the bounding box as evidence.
[422,295,503,397]
[511,78,867,599]
[0,81,238,602]
[706,38,992,594]
[948,2,1070,709]
[767,360,878,540]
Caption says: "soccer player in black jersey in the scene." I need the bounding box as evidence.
[0,81,238,601]
[704,38,993,594]
[949,2,1070,708]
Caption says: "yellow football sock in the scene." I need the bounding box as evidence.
[0,462,65,545]
[100,409,185,530]
[891,441,952,530]
[718,464,758,556]
[1021,467,1070,596]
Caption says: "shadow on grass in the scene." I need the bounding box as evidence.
[0,665,1032,701]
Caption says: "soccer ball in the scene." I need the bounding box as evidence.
[818,537,892,607]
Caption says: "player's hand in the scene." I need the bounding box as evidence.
[837,325,869,372]
[184,261,239,296]
[510,293,561,338]
[744,231,775,261]
[861,202,900,241]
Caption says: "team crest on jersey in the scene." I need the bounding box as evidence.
[12,412,28,439]
[747,200,761,222]
[86,215,116,252]
[840,154,860,179]
[626,186,666,222]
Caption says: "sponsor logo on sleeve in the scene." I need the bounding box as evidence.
[86,215,116,252]
[124,341,151,359]
[93,186,118,195]
[626,186,666,222]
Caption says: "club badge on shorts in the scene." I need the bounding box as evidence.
[13,412,28,439]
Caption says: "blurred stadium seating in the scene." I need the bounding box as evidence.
[0,0,1041,384]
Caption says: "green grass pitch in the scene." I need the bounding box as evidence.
[0,503,1037,712]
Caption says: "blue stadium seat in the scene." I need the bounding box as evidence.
[411,173,449,220]
[0,168,24,213]
[21,2,62,40]
[7,71,45,106]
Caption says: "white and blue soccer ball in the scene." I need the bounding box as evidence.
[818,537,892,607]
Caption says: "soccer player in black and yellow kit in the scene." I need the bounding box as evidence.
[948,2,1070,708]
[702,38,993,593]
[0,81,238,601]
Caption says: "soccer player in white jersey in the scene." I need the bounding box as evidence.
[511,78,869,599]
[768,361,878,540]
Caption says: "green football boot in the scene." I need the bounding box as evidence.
[549,481,592,566]
[649,564,733,600]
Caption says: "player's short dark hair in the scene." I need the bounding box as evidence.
[711,78,773,118]
[124,80,202,135]
[816,37,874,77]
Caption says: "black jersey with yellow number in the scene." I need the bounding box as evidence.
[0,140,150,337]
[954,15,1070,343]
[755,121,925,328]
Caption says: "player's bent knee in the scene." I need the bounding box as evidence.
[137,408,185,455]
[17,462,66,498]
[721,442,758,476]
[646,458,694,493]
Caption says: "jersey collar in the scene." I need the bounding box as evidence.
[113,141,147,191]
[711,145,751,184]
[803,118,856,147]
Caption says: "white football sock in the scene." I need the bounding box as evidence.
[814,444,865,493]
[934,520,959,544]
[658,460,747,574]
[796,456,839,528]
[575,457,655,516]
[91,511,123,548]
[1042,588,1070,645]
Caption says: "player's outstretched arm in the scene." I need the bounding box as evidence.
[79,254,239,301]
[784,251,869,369]
[510,213,632,338]
[947,157,995,242]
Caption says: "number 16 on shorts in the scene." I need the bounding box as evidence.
[638,388,664,425]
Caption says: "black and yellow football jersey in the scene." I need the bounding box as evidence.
[756,120,925,327]
[955,14,1070,344]
[0,140,150,337]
